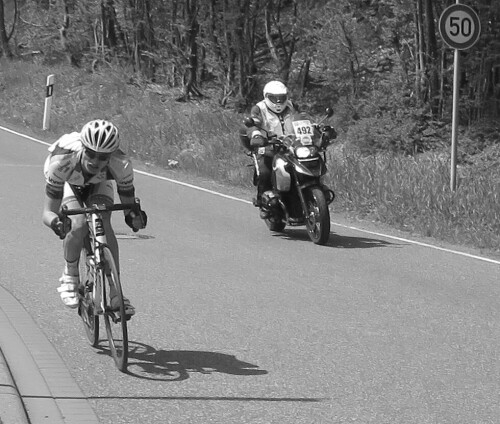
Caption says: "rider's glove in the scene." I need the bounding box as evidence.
[251,135,267,148]
[125,209,147,232]
[323,125,337,140]
[50,216,71,240]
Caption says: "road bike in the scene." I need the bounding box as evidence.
[60,198,143,372]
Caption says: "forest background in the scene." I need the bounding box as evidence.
[0,0,500,255]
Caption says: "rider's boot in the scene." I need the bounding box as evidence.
[253,189,271,219]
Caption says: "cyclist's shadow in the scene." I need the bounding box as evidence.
[97,341,268,381]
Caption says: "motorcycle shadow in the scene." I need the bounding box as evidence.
[274,229,397,249]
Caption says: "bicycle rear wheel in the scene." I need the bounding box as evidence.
[101,246,128,372]
[78,244,99,347]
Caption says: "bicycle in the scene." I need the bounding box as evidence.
[60,198,143,372]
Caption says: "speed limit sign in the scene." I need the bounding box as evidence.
[439,4,481,50]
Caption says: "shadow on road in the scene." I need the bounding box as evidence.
[98,341,268,381]
[93,343,326,402]
[273,229,399,249]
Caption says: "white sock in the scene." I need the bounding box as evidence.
[64,259,79,277]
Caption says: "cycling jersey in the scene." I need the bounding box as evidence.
[44,132,135,199]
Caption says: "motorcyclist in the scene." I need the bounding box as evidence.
[42,119,147,316]
[239,80,298,218]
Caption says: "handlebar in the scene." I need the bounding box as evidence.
[60,199,142,217]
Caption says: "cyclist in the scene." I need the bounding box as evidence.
[42,119,147,316]
[239,80,298,218]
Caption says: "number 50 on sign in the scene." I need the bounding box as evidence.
[439,4,481,50]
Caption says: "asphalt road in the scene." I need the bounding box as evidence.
[1,126,500,424]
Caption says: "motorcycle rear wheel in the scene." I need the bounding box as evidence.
[305,187,330,245]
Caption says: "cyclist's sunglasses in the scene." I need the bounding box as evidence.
[267,94,287,104]
[84,149,111,161]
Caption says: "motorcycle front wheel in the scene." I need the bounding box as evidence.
[304,187,331,245]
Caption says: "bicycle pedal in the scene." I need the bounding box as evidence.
[106,309,122,323]
[116,312,133,322]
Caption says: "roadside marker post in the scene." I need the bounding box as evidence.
[438,2,481,191]
[43,74,55,130]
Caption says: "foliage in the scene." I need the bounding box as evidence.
[327,147,500,250]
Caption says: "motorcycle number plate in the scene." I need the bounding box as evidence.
[293,120,313,145]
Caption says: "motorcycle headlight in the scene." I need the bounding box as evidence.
[295,146,318,158]
[295,146,313,158]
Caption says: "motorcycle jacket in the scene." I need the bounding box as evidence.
[44,132,135,199]
[253,100,296,137]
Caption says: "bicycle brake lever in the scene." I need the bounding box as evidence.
[60,204,69,216]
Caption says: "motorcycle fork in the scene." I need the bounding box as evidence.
[296,177,324,217]
[251,153,260,177]
[294,176,310,219]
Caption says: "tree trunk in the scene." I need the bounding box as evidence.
[128,0,155,78]
[298,58,310,98]
[423,0,439,115]
[178,0,203,101]
[264,0,296,83]
[59,0,78,65]
[414,0,425,105]
[0,0,12,58]
[338,17,358,99]
[101,0,120,52]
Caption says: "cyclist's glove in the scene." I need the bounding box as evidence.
[125,209,147,232]
[50,216,71,239]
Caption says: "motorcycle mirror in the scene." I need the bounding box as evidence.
[244,117,255,127]
[316,107,334,126]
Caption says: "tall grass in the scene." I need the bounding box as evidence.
[327,148,500,250]
[1,59,499,253]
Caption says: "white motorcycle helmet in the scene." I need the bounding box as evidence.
[263,81,288,114]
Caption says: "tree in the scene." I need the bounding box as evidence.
[128,0,155,77]
[177,0,202,100]
[264,0,298,83]
[0,0,16,58]
[4,0,500,123]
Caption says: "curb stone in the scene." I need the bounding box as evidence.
[0,347,29,424]
[0,285,100,424]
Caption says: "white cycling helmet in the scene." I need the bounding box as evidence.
[263,80,288,114]
[80,119,119,153]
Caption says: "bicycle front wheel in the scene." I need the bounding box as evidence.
[78,245,99,347]
[101,246,128,372]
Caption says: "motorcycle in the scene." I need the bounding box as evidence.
[245,108,336,245]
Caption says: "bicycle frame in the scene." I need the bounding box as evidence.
[60,198,141,372]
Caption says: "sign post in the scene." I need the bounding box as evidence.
[438,2,481,191]
[43,74,55,130]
